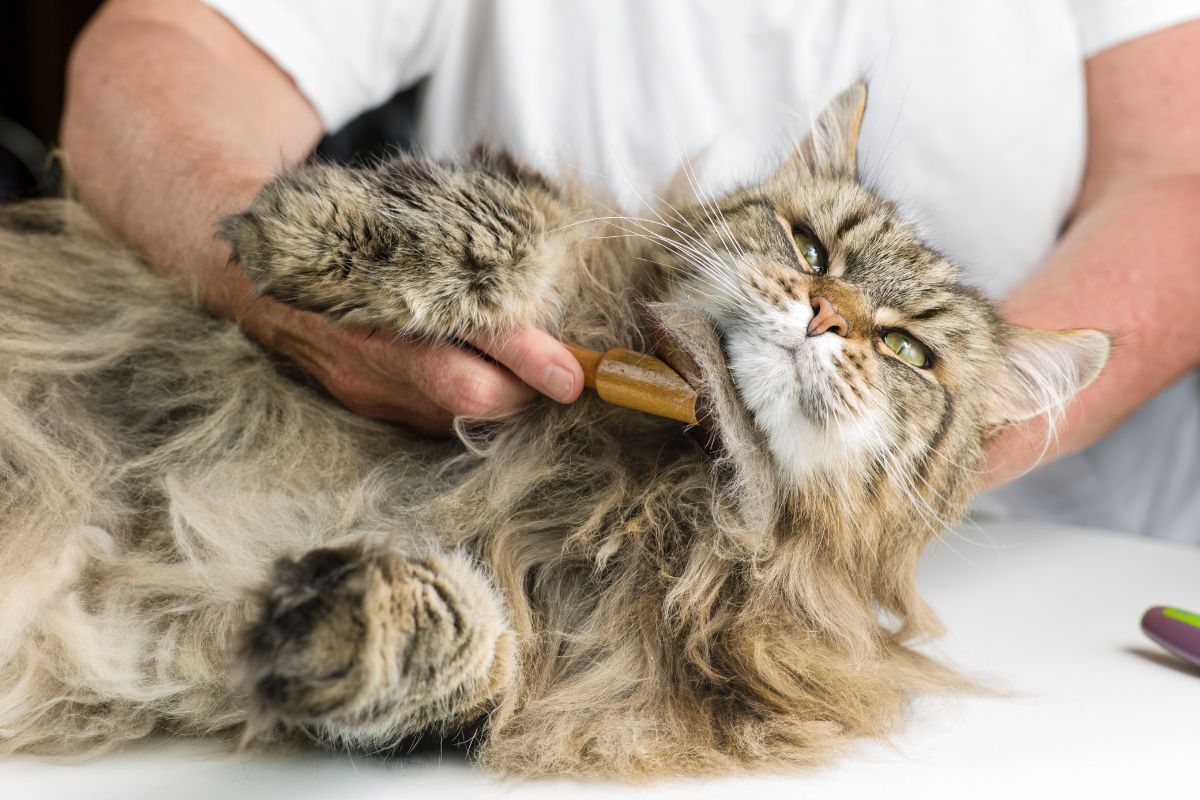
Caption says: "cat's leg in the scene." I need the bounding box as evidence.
[241,543,515,747]
[220,153,585,339]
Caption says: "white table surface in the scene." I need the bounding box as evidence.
[4,520,1199,799]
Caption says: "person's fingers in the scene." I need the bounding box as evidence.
[272,313,546,425]
[275,323,455,427]
[401,337,537,418]
[469,326,584,404]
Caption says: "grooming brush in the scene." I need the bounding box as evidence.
[564,344,699,425]
[1141,606,1200,671]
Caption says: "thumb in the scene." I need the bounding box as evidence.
[470,327,584,404]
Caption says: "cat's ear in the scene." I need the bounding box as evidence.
[780,82,868,179]
[984,327,1111,427]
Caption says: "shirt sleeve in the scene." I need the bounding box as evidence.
[1071,0,1200,57]
[202,0,451,131]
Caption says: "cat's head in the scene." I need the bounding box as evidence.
[651,83,1108,539]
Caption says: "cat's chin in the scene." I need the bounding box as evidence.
[639,298,885,495]
[639,299,823,477]
[716,325,888,486]
[640,302,802,481]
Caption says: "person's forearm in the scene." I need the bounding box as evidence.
[61,0,321,324]
[985,174,1200,486]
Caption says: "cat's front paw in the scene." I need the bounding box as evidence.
[241,545,514,745]
[222,158,579,339]
[221,166,391,321]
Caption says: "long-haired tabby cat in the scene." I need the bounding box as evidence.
[0,84,1107,778]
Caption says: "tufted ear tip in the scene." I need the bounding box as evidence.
[780,81,870,180]
[842,81,869,126]
[1062,328,1111,387]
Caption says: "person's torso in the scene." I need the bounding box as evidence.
[417,0,1086,299]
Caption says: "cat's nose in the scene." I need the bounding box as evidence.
[807,296,849,338]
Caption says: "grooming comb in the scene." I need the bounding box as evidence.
[565,344,699,425]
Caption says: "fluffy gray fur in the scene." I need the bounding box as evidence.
[0,85,1108,778]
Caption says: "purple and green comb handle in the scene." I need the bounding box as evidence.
[1141,606,1200,670]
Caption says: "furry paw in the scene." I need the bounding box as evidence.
[221,157,578,338]
[241,545,515,744]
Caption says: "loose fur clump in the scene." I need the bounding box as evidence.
[0,85,1108,778]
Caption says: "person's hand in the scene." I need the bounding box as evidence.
[241,298,584,435]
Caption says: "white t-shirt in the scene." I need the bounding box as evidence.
[205,0,1200,542]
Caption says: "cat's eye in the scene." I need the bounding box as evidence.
[882,331,932,368]
[791,224,828,274]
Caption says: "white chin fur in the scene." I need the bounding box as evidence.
[723,325,878,483]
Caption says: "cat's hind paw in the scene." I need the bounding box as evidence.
[240,545,514,746]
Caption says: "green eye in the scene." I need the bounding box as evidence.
[792,224,828,274]
[883,331,932,368]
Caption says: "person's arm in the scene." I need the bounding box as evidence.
[984,20,1200,486]
[61,0,582,434]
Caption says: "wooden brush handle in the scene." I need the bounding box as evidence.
[565,344,699,425]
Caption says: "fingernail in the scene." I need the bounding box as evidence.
[542,364,576,403]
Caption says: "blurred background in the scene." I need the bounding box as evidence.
[0,0,100,201]
[0,0,419,203]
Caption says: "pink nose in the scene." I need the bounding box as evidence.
[807,296,849,337]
